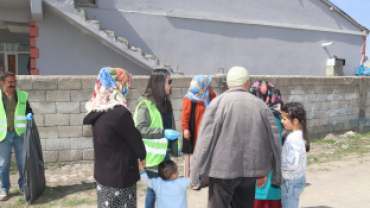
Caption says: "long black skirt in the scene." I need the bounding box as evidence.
[96,182,136,208]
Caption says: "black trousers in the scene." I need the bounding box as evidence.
[208,177,255,208]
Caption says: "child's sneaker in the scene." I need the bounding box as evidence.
[0,190,8,201]
[19,189,24,195]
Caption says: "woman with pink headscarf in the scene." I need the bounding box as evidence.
[83,68,146,208]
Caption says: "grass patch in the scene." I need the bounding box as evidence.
[308,134,370,166]
[9,163,18,175]
[62,198,97,207]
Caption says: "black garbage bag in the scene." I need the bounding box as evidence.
[22,119,45,204]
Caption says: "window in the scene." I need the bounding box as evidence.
[0,43,30,75]
[0,43,4,51]
[74,0,97,6]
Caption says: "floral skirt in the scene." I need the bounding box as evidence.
[96,182,136,208]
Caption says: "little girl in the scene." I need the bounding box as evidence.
[280,102,310,208]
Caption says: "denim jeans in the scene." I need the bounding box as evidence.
[0,131,24,191]
[281,175,306,208]
[144,150,171,208]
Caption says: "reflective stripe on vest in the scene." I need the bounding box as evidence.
[0,90,28,142]
[134,100,167,167]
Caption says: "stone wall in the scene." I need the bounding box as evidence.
[16,75,370,163]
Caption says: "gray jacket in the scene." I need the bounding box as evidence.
[190,87,282,187]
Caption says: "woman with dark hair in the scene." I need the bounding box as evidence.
[83,68,146,208]
[134,68,181,208]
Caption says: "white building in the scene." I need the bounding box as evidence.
[0,0,368,76]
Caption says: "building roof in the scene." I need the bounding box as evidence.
[320,0,369,34]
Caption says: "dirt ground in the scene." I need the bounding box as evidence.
[1,132,369,208]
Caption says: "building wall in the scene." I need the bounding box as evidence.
[35,7,150,75]
[16,75,370,163]
[81,0,365,76]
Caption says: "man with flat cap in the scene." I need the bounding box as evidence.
[190,66,282,208]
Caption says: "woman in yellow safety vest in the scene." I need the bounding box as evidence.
[134,68,181,208]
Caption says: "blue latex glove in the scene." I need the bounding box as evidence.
[26,113,33,121]
[164,129,181,140]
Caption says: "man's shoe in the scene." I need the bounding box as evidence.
[19,189,24,195]
[0,190,8,201]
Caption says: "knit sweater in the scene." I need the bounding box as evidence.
[83,106,146,188]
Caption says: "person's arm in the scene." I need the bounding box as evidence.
[260,107,282,186]
[190,101,222,188]
[140,171,153,189]
[26,100,33,115]
[115,111,146,161]
[281,142,301,171]
[135,104,164,139]
[181,98,192,131]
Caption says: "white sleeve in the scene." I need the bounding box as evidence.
[140,171,153,189]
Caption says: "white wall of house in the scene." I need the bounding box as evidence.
[81,0,366,76]
[36,7,150,75]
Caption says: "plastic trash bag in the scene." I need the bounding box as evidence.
[355,64,370,76]
[22,119,45,204]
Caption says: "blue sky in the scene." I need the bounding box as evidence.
[330,0,370,57]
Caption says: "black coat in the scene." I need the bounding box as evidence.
[83,106,146,189]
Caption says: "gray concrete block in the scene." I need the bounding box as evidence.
[40,139,46,151]
[38,127,58,139]
[314,125,331,134]
[345,93,359,100]
[291,78,308,86]
[46,90,70,101]
[58,150,83,162]
[71,89,92,102]
[306,111,315,120]
[307,119,320,127]
[58,77,82,90]
[80,102,87,113]
[43,151,58,163]
[319,118,331,126]
[287,95,304,102]
[27,90,46,101]
[332,86,346,94]
[366,99,370,106]
[169,88,183,99]
[70,138,93,150]
[56,102,80,114]
[34,114,44,127]
[130,76,150,89]
[83,125,92,137]
[30,102,56,114]
[312,78,325,86]
[173,110,182,121]
[352,107,360,114]
[45,138,71,151]
[82,76,97,89]
[332,94,345,101]
[58,126,83,138]
[172,99,184,111]
[171,76,193,88]
[277,77,292,86]
[322,86,334,94]
[325,94,333,101]
[83,149,94,160]
[70,114,85,126]
[299,86,314,95]
[16,76,32,90]
[126,88,144,101]
[323,78,334,86]
[45,114,69,126]
[32,76,58,90]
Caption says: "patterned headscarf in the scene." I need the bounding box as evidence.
[250,80,283,111]
[85,67,132,112]
[185,75,212,107]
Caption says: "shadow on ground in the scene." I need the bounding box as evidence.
[32,182,96,205]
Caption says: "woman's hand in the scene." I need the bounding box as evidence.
[184,130,191,140]
[138,159,146,172]
[256,176,268,188]
[209,86,214,95]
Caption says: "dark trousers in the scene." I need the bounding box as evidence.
[208,177,256,208]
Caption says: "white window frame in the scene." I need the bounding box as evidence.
[0,43,30,75]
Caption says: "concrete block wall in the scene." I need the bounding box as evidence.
[16,75,370,163]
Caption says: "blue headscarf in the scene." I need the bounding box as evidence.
[185,75,212,107]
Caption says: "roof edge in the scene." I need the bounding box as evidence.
[320,0,369,34]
